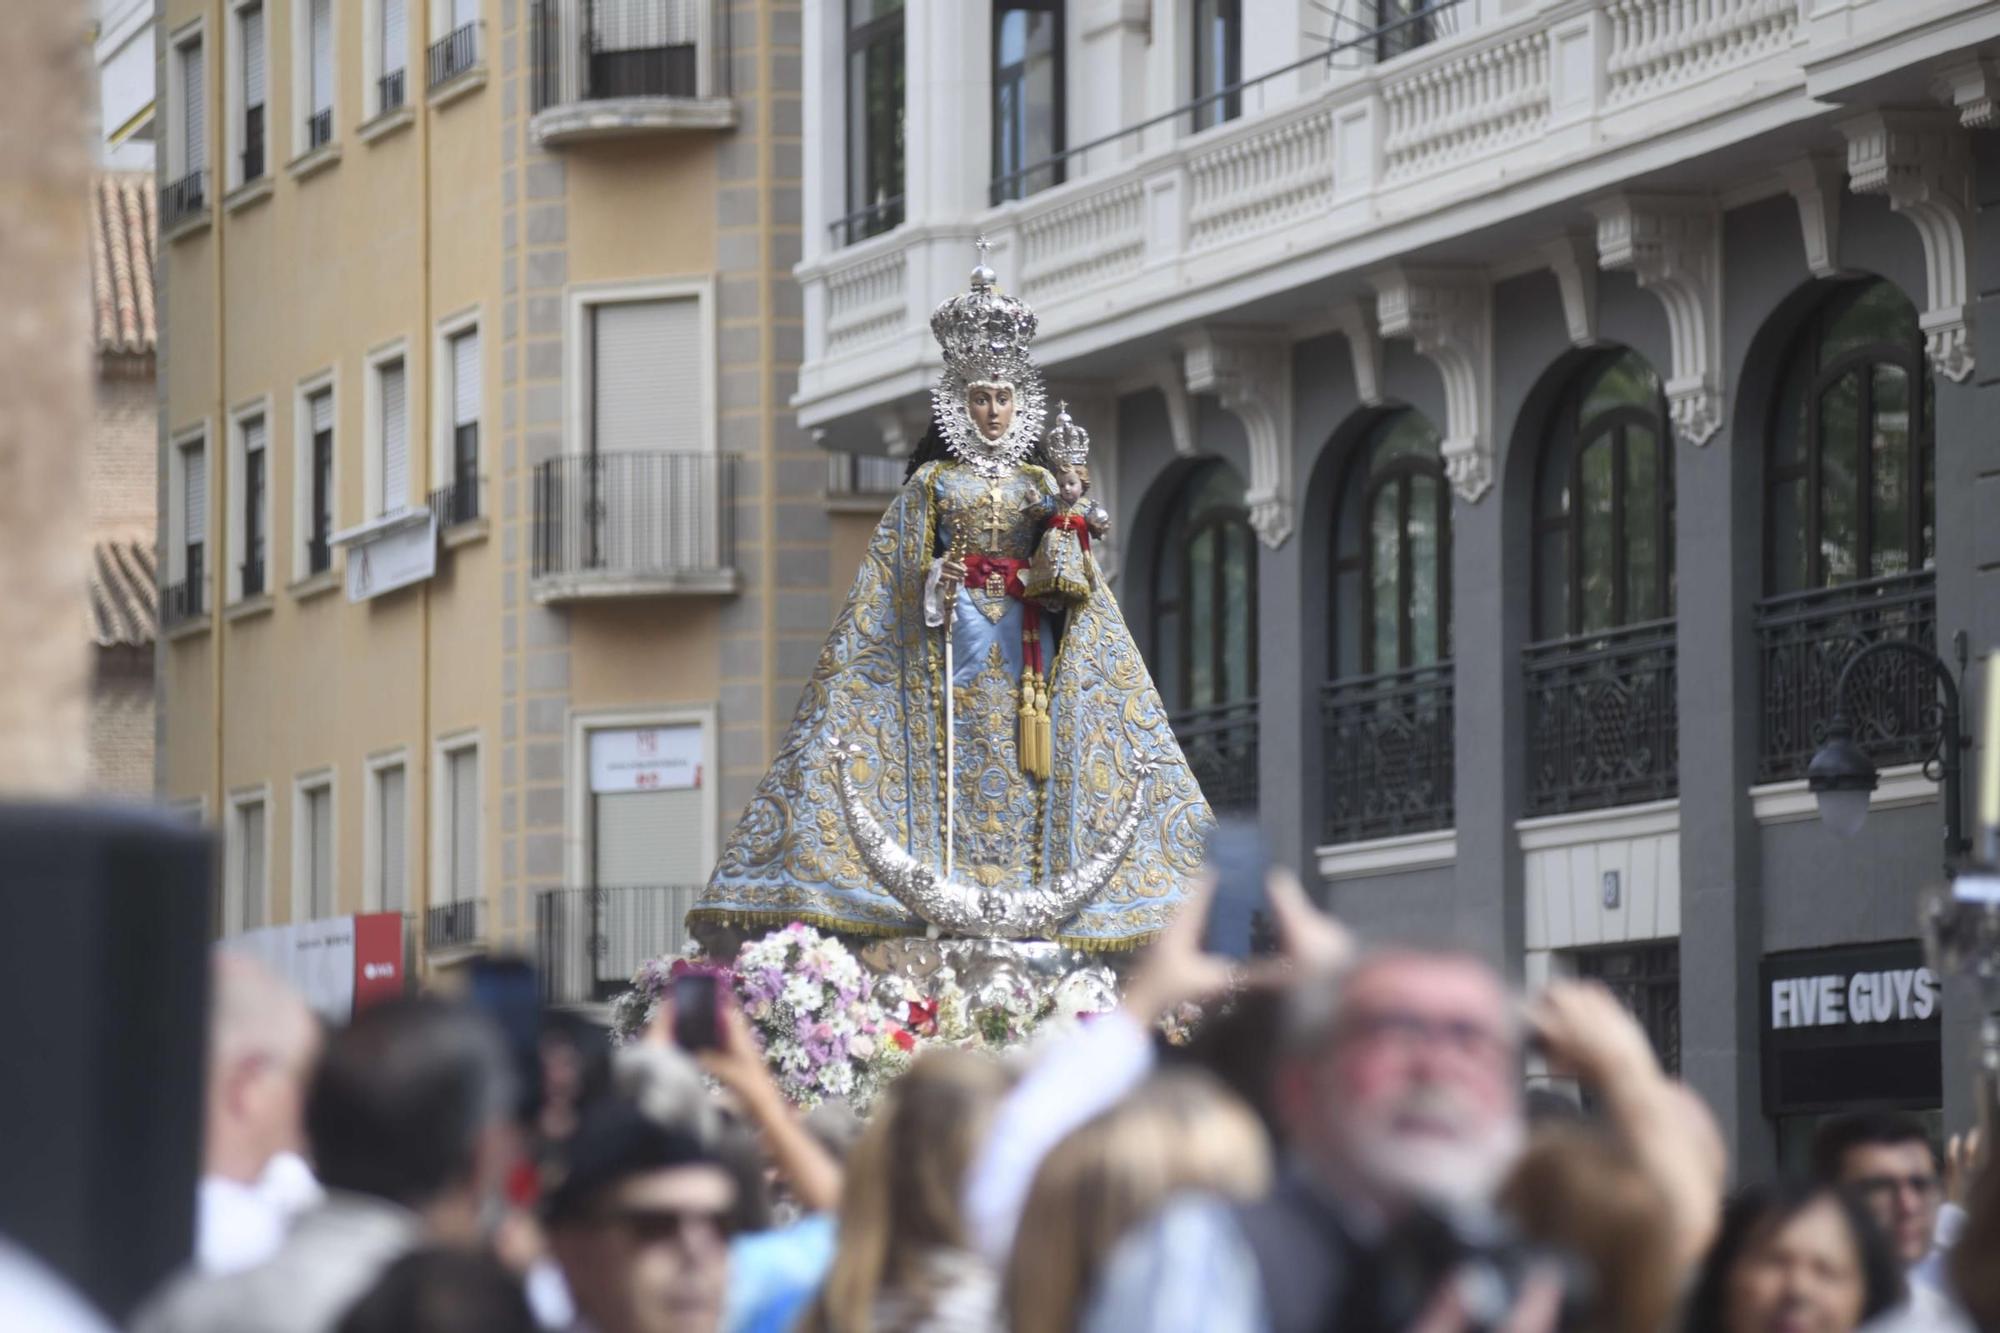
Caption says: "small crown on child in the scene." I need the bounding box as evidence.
[1043,401,1091,469]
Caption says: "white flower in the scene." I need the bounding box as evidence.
[850,1033,877,1059]
[820,1062,855,1097]
[782,975,825,1013]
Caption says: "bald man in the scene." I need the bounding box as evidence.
[198,953,322,1274]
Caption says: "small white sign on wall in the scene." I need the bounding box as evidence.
[589,725,702,793]
[337,510,438,602]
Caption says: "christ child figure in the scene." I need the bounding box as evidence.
[1026,459,1109,606]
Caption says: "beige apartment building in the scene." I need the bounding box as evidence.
[155,0,884,996]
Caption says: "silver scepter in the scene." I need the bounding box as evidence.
[943,529,967,887]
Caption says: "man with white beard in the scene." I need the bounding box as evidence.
[1083,950,1543,1333]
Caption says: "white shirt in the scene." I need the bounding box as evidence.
[0,1240,117,1333]
[196,1154,324,1275]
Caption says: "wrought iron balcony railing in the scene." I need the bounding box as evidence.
[307,107,333,151]
[825,451,907,498]
[1172,699,1259,814]
[1755,570,1937,783]
[379,68,407,112]
[530,0,713,113]
[536,885,703,1006]
[829,195,906,250]
[429,22,480,87]
[1321,663,1454,843]
[425,899,483,952]
[1524,619,1677,816]
[161,571,206,632]
[429,472,482,529]
[161,169,207,230]
[240,555,266,599]
[531,451,736,597]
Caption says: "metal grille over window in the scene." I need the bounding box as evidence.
[380,359,408,514]
[1573,942,1680,1076]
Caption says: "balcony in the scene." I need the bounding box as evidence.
[528,0,732,146]
[161,169,207,234]
[1524,620,1677,816]
[1755,571,1936,784]
[796,0,1941,428]
[531,451,737,602]
[306,108,333,151]
[536,885,701,1006]
[1322,663,1454,843]
[161,574,206,633]
[1173,700,1259,814]
[823,451,906,513]
[425,899,483,953]
[429,23,481,89]
[429,472,483,530]
[379,68,407,113]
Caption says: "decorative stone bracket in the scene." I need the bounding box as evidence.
[1540,233,1599,348]
[1782,155,1846,281]
[1182,327,1295,547]
[1840,110,1975,383]
[1331,302,1386,407]
[1591,195,1725,446]
[1371,267,1493,504]
[1936,58,2000,130]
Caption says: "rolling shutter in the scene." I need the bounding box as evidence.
[377,765,407,911]
[449,748,479,903]
[311,387,333,434]
[242,6,265,108]
[382,0,407,74]
[591,298,702,454]
[240,802,265,930]
[183,442,207,549]
[308,786,333,918]
[380,359,408,513]
[452,329,480,427]
[183,41,207,172]
[311,0,333,113]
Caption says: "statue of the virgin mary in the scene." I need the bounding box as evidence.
[690,251,1212,950]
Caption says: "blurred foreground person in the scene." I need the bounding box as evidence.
[198,953,323,1274]
[1945,1146,1997,1330]
[1811,1114,1965,1321]
[1084,949,1544,1333]
[1004,1070,1271,1331]
[334,1248,536,1333]
[136,998,520,1333]
[1499,1130,1677,1333]
[1685,1182,1902,1333]
[543,1104,737,1333]
[798,1049,1009,1333]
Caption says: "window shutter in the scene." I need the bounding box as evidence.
[593,787,706,886]
[380,359,408,512]
[311,0,333,113]
[183,42,207,172]
[241,802,265,930]
[378,765,407,911]
[311,387,333,434]
[243,6,266,107]
[452,330,480,427]
[450,749,479,903]
[452,0,478,31]
[592,299,702,454]
[309,787,333,917]
[184,442,207,544]
[382,0,407,74]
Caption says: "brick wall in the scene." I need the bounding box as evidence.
[91,368,158,536]
[89,645,154,796]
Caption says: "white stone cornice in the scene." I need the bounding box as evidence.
[1539,232,1599,348]
[1840,110,1975,383]
[1936,58,2000,130]
[1371,267,1493,504]
[1331,302,1385,407]
[1182,327,1295,548]
[1781,154,1846,281]
[1590,195,1725,446]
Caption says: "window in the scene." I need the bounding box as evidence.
[1375,0,1445,62]
[299,382,336,576]
[991,0,1064,204]
[367,758,408,912]
[372,0,409,115]
[440,741,480,904]
[1331,411,1450,678]
[164,30,208,226]
[236,2,267,183]
[586,295,705,454]
[294,775,334,920]
[369,351,410,516]
[440,323,480,523]
[168,430,209,623]
[1533,351,1673,640]
[1191,0,1241,133]
[235,410,269,599]
[228,793,268,932]
[430,0,480,87]
[843,0,905,245]
[1766,280,1934,595]
[1150,460,1258,810]
[298,0,334,153]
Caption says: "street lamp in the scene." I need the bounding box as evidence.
[1806,631,1970,874]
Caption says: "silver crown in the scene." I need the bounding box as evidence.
[1043,401,1090,469]
[929,245,1039,383]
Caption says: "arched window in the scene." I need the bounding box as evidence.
[1766,279,1934,593]
[1323,411,1453,843]
[1330,411,1450,679]
[1533,350,1674,639]
[1151,460,1257,809]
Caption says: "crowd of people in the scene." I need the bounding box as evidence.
[19,869,1998,1333]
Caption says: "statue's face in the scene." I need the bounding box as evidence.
[966,383,1016,441]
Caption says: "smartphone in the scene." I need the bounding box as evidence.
[671,972,723,1052]
[1201,819,1275,960]
[466,955,545,1121]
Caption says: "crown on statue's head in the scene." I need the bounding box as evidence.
[929,237,1039,384]
[1044,401,1090,469]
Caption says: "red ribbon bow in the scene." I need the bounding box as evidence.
[905,997,941,1035]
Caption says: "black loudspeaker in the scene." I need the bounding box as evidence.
[0,801,212,1323]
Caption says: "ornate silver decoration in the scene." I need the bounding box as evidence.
[829,738,1158,939]
[1043,401,1091,470]
[930,240,1048,478]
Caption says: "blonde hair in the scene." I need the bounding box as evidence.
[1004,1071,1272,1332]
[802,1049,1009,1333]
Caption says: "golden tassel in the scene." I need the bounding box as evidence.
[1034,677,1052,780]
